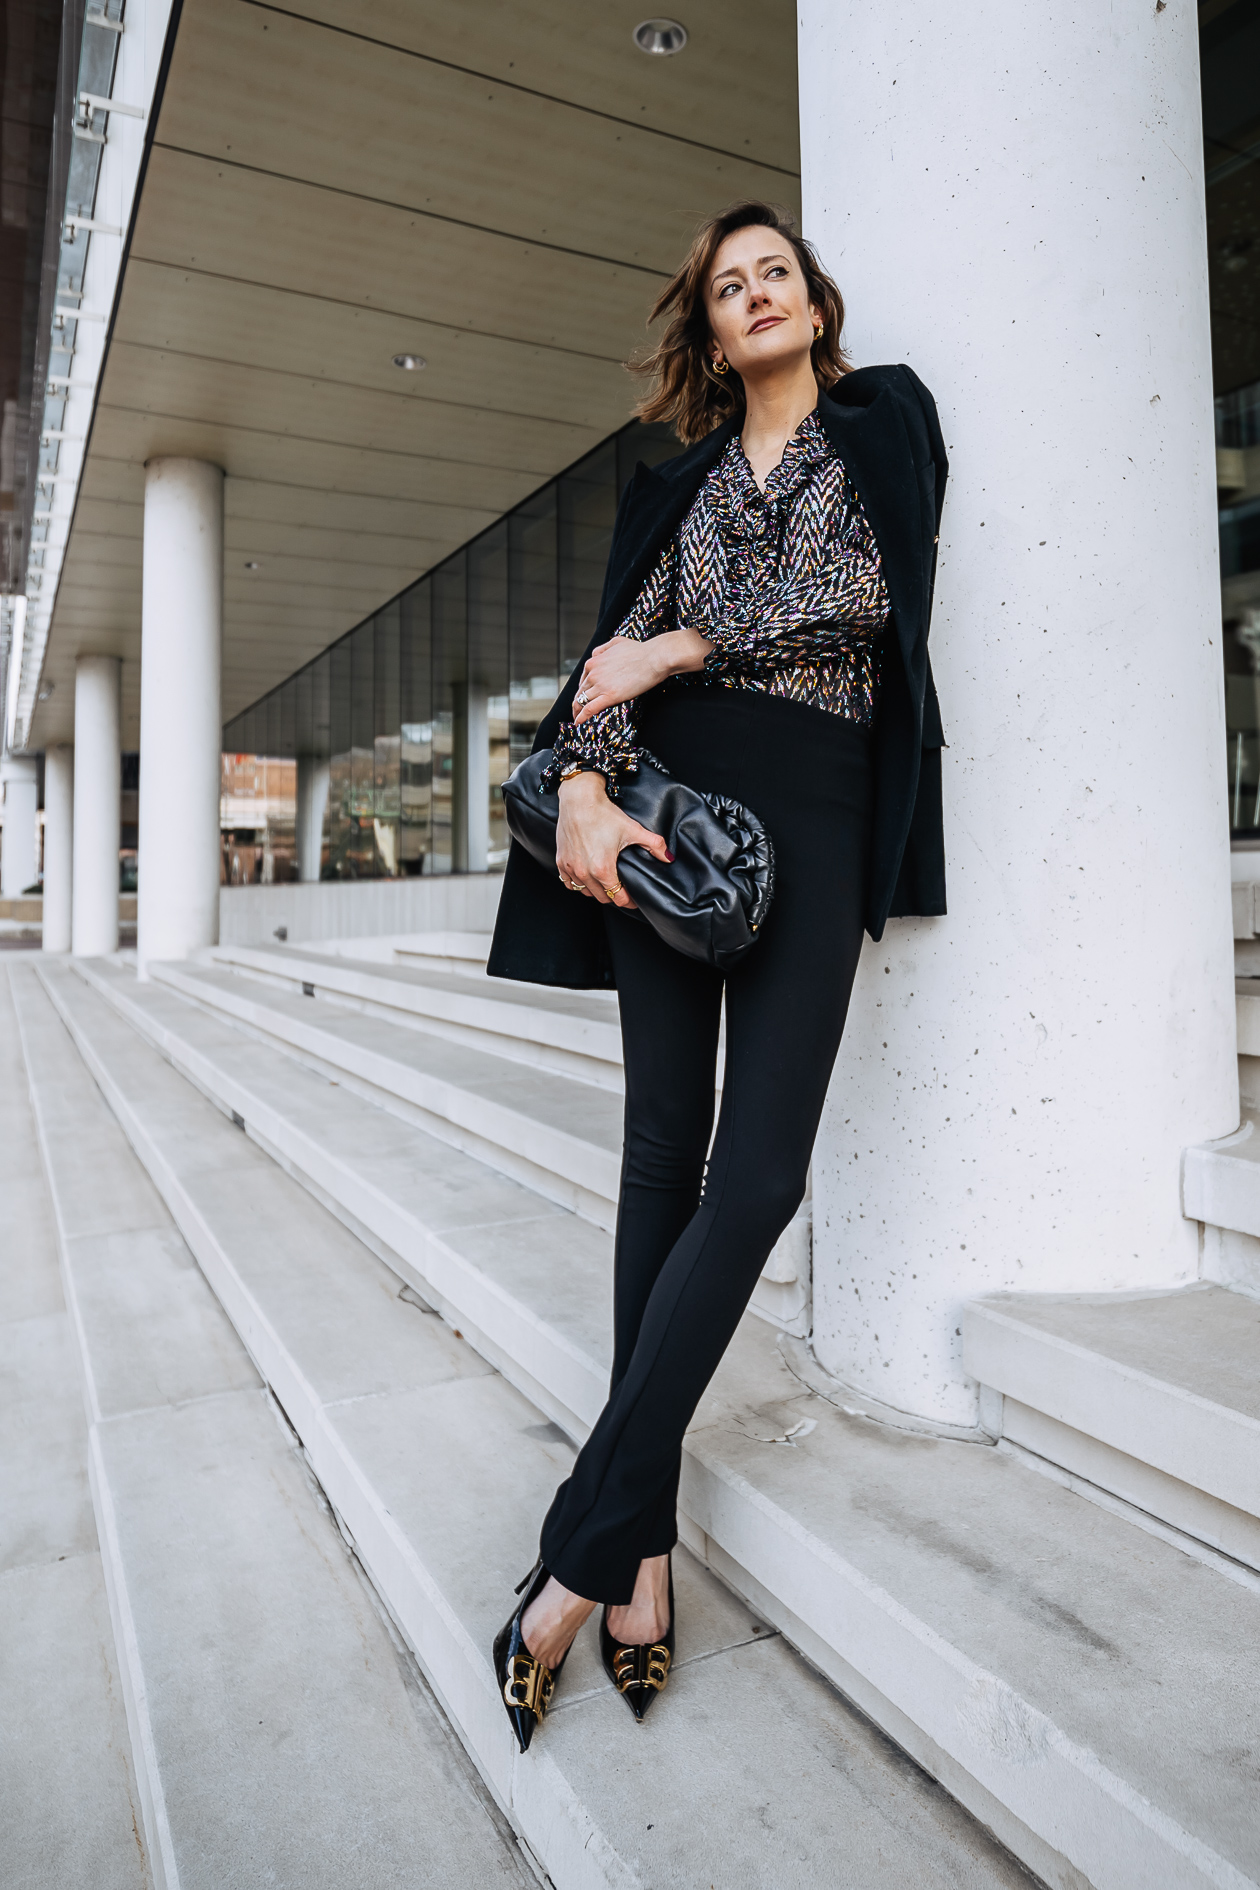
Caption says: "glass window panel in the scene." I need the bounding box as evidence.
[373,603,401,875]
[278,678,297,759]
[431,553,467,875]
[400,580,432,876]
[509,489,559,774]
[559,439,618,676]
[1220,378,1260,837]
[469,523,509,868]
[311,650,331,765]
[329,639,352,758]
[326,638,354,876]
[294,665,313,761]
[348,621,377,876]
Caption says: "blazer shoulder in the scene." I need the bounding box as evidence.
[892,365,948,476]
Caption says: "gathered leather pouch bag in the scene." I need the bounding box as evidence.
[503,748,775,971]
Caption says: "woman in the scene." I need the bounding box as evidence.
[487,199,948,1750]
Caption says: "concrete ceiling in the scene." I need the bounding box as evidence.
[31,0,799,749]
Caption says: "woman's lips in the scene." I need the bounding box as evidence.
[748,316,785,334]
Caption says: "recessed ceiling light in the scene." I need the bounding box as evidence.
[634,18,687,54]
[392,353,426,370]
[244,560,261,570]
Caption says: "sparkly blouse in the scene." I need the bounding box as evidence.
[545,409,891,793]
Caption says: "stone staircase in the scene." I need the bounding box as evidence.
[11,940,1260,1890]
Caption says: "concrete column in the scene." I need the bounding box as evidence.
[799,1,1236,1423]
[138,459,223,977]
[42,744,73,951]
[296,755,329,882]
[0,752,38,895]
[452,683,489,874]
[71,656,120,955]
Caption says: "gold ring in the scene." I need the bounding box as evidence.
[605,882,622,901]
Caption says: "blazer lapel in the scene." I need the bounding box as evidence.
[818,385,926,697]
[594,421,736,642]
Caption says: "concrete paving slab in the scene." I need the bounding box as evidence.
[1,1553,151,1890]
[1,965,154,1890]
[64,1227,262,1421]
[96,1387,534,1890]
[0,1310,96,1572]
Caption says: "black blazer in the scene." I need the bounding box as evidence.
[487,363,948,989]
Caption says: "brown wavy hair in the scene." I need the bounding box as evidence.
[632,200,852,445]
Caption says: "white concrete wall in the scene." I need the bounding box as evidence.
[0,753,38,895]
[219,873,503,947]
[799,0,1237,1423]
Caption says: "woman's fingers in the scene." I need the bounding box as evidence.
[620,821,675,866]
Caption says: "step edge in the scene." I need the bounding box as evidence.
[62,960,610,1436]
[682,1440,1258,1890]
[962,1304,1260,1519]
[204,946,623,1062]
[153,962,624,1200]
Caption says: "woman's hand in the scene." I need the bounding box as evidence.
[573,627,714,724]
[555,771,672,909]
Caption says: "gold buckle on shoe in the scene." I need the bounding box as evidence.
[504,1652,554,1718]
[644,1644,671,1691]
[612,1643,671,1694]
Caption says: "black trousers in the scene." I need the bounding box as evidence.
[539,684,873,1602]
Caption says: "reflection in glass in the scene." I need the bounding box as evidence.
[1220,380,1260,836]
[220,420,683,879]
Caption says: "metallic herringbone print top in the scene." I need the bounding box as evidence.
[546,409,891,792]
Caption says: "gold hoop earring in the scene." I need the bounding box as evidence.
[712,356,729,376]
[813,323,824,341]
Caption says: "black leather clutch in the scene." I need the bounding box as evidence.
[502,749,775,971]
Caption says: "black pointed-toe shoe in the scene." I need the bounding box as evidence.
[493,1560,571,1754]
[599,1556,675,1723]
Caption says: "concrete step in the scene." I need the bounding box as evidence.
[1184,1112,1260,1242]
[149,954,809,1328]
[10,961,541,1890]
[26,959,1038,1890]
[159,955,627,1230]
[963,1286,1260,1574]
[0,966,154,1890]
[55,957,1260,1890]
[298,927,496,976]
[205,938,624,1089]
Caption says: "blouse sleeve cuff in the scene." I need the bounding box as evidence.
[700,622,758,675]
[540,721,640,797]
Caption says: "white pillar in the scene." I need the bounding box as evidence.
[138,458,223,977]
[296,755,329,882]
[72,656,121,955]
[42,744,74,951]
[800,1,1236,1424]
[0,753,38,895]
[453,683,489,874]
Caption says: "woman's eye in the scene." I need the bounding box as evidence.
[766,266,788,279]
[718,282,738,296]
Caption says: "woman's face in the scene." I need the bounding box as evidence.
[706,225,819,380]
